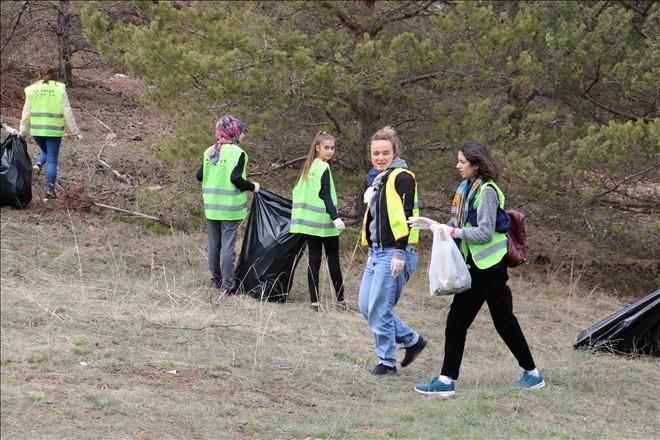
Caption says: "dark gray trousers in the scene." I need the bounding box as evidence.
[207,218,240,291]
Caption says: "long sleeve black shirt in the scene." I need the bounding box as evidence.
[196,152,255,192]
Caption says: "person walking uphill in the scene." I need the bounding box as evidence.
[359,126,428,377]
[410,140,544,397]
[196,115,260,300]
[19,64,83,201]
[290,131,346,312]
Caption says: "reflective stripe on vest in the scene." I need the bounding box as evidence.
[290,158,339,237]
[461,181,508,269]
[361,168,419,246]
[202,144,248,220]
[25,81,66,136]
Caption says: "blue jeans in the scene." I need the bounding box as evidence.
[359,246,419,367]
[207,219,240,291]
[33,136,62,192]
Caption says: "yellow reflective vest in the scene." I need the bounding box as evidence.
[202,144,248,220]
[25,80,66,137]
[461,181,508,269]
[290,158,339,237]
[361,168,419,247]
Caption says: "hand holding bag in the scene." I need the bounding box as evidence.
[428,223,471,295]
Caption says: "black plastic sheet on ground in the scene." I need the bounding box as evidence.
[574,289,660,357]
[235,189,306,302]
[1,135,32,208]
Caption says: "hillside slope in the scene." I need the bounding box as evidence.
[2,68,656,296]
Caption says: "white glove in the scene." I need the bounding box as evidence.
[333,218,345,232]
[363,186,377,204]
[407,216,439,230]
[431,223,454,240]
[390,257,405,277]
[253,182,260,193]
[7,128,18,135]
[75,133,83,140]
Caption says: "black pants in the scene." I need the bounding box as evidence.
[441,255,536,380]
[306,235,344,303]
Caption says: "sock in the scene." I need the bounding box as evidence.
[439,375,453,384]
[526,368,540,377]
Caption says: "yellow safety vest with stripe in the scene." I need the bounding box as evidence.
[202,144,248,221]
[361,168,419,247]
[290,158,339,237]
[462,181,508,269]
[25,80,66,137]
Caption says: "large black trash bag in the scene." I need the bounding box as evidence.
[575,289,660,357]
[235,189,307,302]
[1,135,32,208]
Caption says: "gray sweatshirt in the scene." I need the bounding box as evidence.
[454,185,499,244]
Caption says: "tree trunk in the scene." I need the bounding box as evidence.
[57,0,73,85]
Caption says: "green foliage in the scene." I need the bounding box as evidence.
[81,1,659,254]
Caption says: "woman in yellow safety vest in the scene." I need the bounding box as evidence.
[411,140,544,397]
[19,64,83,201]
[195,115,260,300]
[358,126,428,377]
[290,131,346,312]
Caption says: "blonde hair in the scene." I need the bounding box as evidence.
[300,131,335,179]
[369,126,403,156]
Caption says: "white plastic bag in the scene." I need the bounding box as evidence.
[429,223,471,295]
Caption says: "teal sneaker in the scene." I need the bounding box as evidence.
[514,371,545,389]
[415,377,455,396]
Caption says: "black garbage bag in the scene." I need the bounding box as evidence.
[574,289,660,357]
[1,135,32,208]
[235,189,307,302]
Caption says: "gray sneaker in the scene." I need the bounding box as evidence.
[42,191,57,202]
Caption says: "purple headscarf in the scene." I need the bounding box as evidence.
[208,115,245,164]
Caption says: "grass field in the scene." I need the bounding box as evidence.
[1,206,658,440]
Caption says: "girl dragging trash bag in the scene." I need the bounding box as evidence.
[290,131,347,312]
[359,126,428,377]
[408,140,544,396]
[196,115,260,301]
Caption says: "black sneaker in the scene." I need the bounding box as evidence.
[401,335,428,368]
[371,363,399,377]
[209,278,223,289]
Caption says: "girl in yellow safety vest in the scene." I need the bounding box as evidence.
[358,126,428,377]
[290,132,346,312]
[410,140,544,397]
[196,115,260,300]
[19,64,83,201]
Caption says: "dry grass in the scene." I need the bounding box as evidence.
[1,206,658,440]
